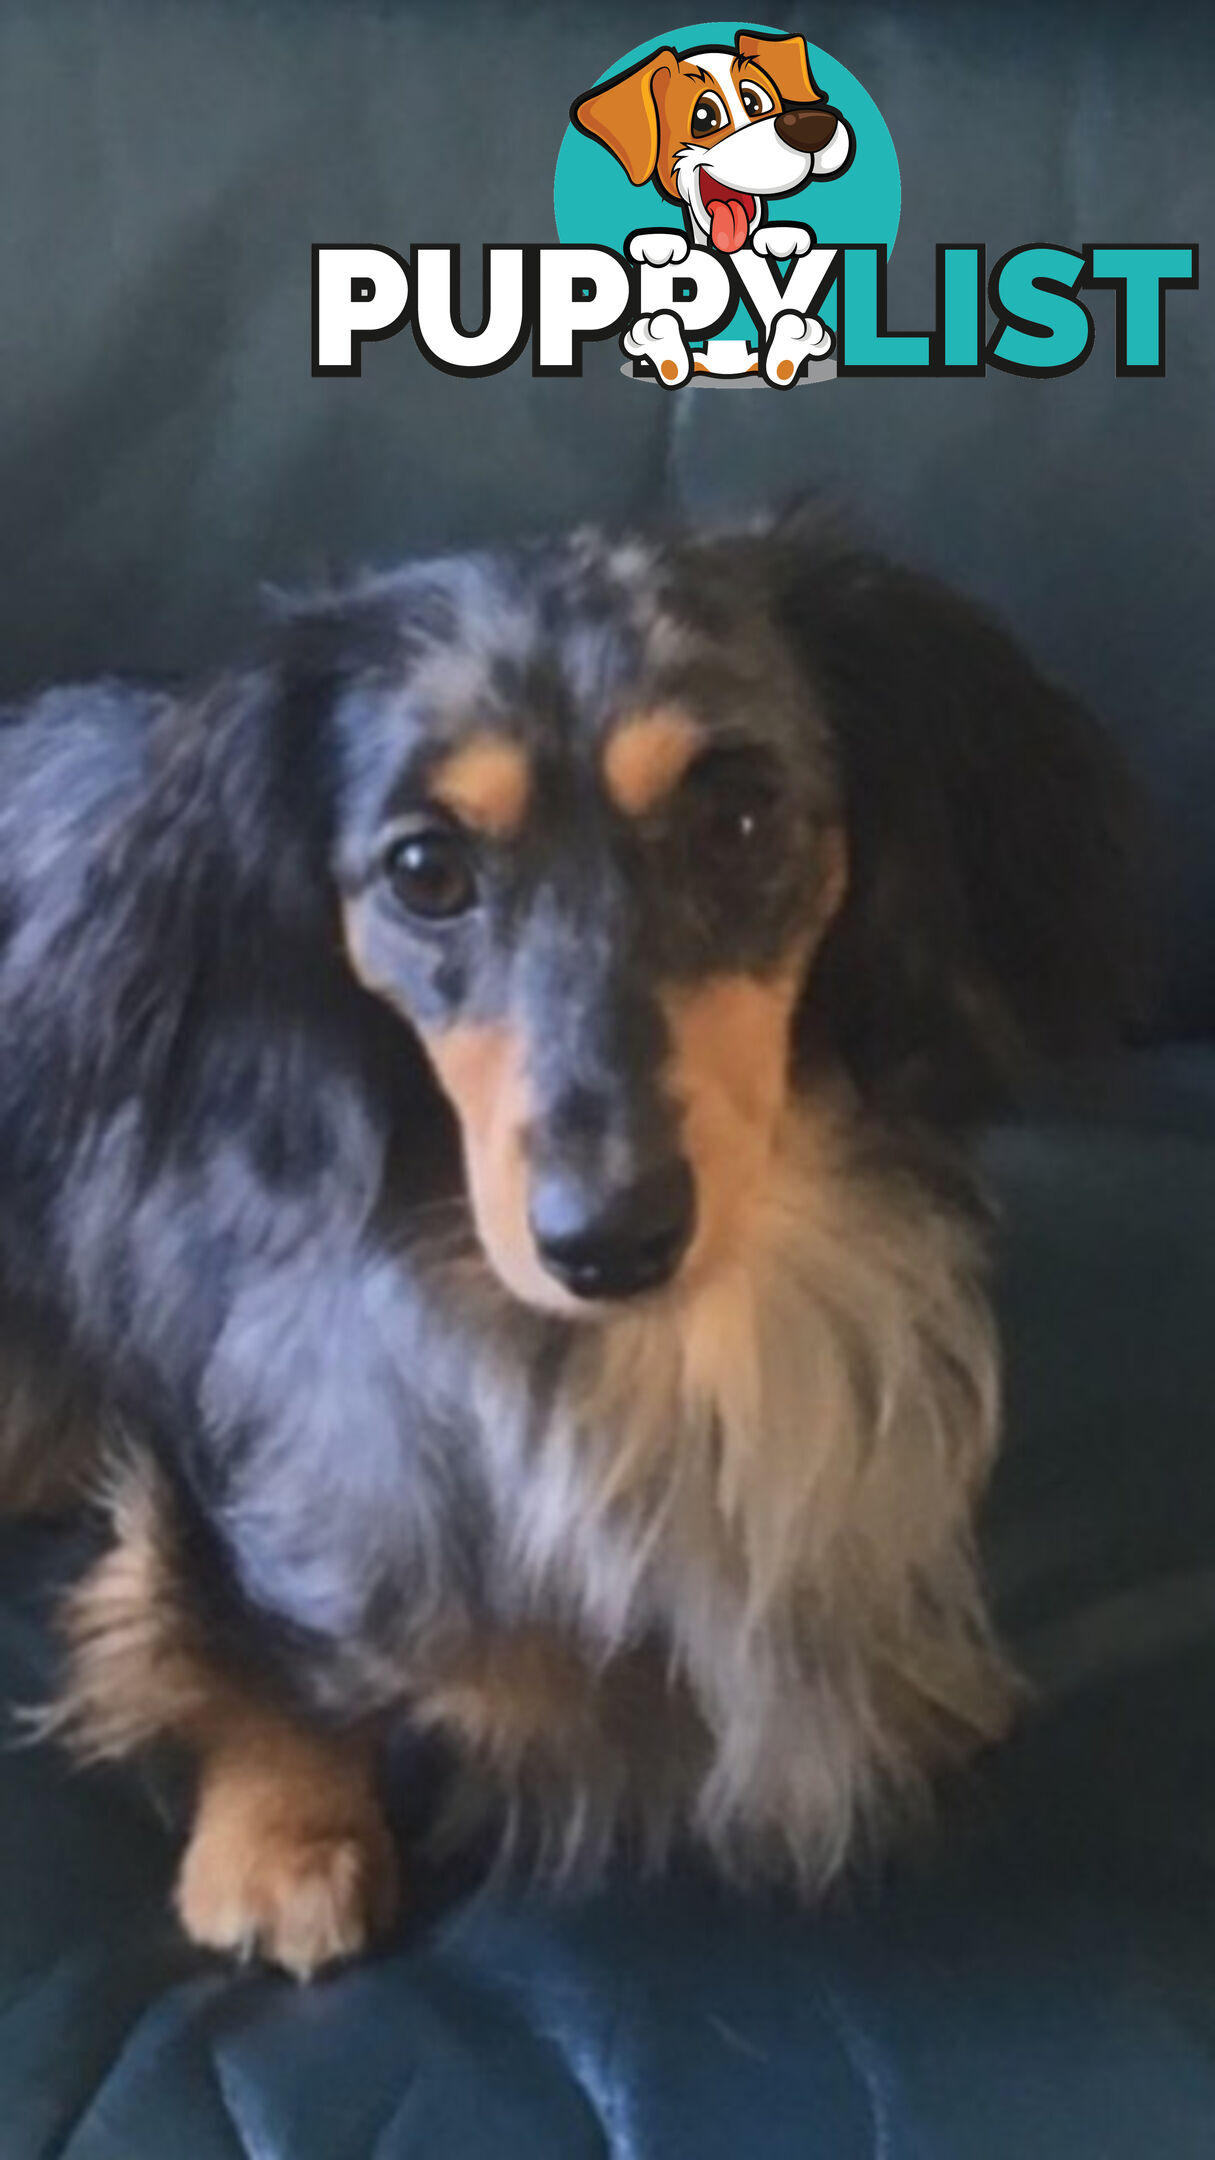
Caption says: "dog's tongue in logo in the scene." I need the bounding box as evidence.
[700,173,755,254]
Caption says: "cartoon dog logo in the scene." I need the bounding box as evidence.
[572,29,852,257]
[572,29,852,385]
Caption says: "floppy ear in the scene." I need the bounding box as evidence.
[761,529,1142,1121]
[736,31,825,106]
[35,611,438,1171]
[571,48,677,185]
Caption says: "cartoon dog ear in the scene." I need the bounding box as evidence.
[736,30,826,107]
[757,527,1143,1122]
[571,48,677,186]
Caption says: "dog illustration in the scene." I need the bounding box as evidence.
[1,516,1135,1976]
[572,30,852,256]
[573,31,851,384]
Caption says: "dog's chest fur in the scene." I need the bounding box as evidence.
[204,1103,1008,1879]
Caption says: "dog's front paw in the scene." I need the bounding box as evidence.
[622,309,691,387]
[750,225,814,261]
[627,229,690,268]
[176,1749,400,1979]
[763,307,833,386]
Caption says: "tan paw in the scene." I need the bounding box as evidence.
[176,1779,401,1979]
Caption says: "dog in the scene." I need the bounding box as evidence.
[573,30,851,384]
[0,513,1135,1977]
[573,31,852,257]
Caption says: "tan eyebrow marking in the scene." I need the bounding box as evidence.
[428,735,532,838]
[601,707,705,817]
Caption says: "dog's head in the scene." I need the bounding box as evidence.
[572,31,852,253]
[241,520,1136,1321]
[315,536,846,1314]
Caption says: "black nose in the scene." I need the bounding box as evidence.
[530,1158,696,1301]
[774,104,840,154]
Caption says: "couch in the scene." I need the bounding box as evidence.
[1,3,1213,2153]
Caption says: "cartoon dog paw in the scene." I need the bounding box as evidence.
[750,225,815,261]
[622,310,691,387]
[627,231,690,269]
[763,308,833,387]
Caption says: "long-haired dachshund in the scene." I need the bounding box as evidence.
[0,514,1134,1976]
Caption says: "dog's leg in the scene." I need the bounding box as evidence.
[762,307,833,386]
[622,232,702,387]
[415,1632,708,1880]
[749,225,815,261]
[621,310,692,386]
[626,231,690,269]
[174,1690,399,1978]
[52,1457,400,1977]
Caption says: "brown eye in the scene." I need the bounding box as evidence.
[685,751,784,857]
[384,827,477,921]
[739,81,774,119]
[698,794,772,854]
[691,92,727,137]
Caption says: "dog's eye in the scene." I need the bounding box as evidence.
[384,826,477,921]
[690,92,728,137]
[738,81,775,119]
[683,750,784,858]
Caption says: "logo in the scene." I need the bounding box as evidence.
[311,19,1197,388]
[556,23,895,386]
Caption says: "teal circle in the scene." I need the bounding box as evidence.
[554,20,900,342]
